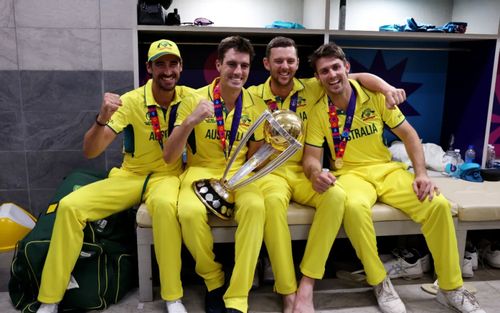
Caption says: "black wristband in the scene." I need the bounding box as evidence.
[95,114,107,127]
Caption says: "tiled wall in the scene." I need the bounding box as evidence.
[0,0,136,217]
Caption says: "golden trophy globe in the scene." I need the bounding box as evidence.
[193,110,303,220]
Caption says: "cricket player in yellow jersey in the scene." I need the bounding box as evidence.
[163,36,267,313]
[247,36,407,313]
[37,39,193,313]
[295,42,485,313]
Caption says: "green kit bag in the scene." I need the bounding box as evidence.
[9,169,138,312]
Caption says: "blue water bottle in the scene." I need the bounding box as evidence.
[465,145,476,163]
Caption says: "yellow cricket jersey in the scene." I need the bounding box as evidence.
[175,79,267,169]
[247,77,324,169]
[107,79,195,176]
[306,79,406,176]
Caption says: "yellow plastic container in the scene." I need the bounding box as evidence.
[0,203,36,252]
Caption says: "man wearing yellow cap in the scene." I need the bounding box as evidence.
[36,39,193,313]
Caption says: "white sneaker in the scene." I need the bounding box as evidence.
[485,246,500,268]
[420,253,432,273]
[465,242,478,270]
[166,299,187,313]
[462,257,474,278]
[37,303,58,313]
[436,287,485,313]
[373,277,406,313]
[382,254,423,279]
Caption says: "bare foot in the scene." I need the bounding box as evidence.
[292,277,315,313]
[282,293,296,313]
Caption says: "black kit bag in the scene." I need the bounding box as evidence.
[137,0,172,25]
[9,169,138,313]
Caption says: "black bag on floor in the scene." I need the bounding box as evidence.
[8,169,138,313]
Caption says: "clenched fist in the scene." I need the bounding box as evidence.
[98,92,122,123]
[188,99,215,125]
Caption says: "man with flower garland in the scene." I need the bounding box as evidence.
[163,36,267,313]
[294,42,485,313]
[247,36,407,313]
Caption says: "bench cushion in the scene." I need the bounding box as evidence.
[136,200,458,228]
[434,177,500,222]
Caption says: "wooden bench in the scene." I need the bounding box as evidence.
[135,200,460,302]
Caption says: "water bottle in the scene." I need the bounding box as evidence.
[454,149,463,167]
[465,145,476,163]
[486,144,496,168]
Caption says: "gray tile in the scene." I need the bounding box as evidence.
[108,132,124,151]
[102,29,134,71]
[0,0,14,27]
[26,151,105,189]
[21,71,102,111]
[100,0,137,29]
[0,70,21,111]
[103,71,134,96]
[0,28,17,70]
[0,111,24,151]
[14,0,99,28]
[106,148,124,170]
[29,188,56,217]
[0,292,17,313]
[0,250,14,292]
[0,190,30,212]
[17,28,101,70]
[24,112,93,150]
[0,152,27,189]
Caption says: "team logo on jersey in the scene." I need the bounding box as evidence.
[297,96,307,108]
[144,112,152,125]
[240,114,252,127]
[205,116,216,123]
[361,108,376,121]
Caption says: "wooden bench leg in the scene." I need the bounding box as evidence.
[137,227,154,302]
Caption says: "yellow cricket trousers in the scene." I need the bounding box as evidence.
[38,167,183,303]
[178,166,265,313]
[258,166,346,288]
[338,163,462,290]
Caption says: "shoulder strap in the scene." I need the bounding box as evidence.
[168,103,179,136]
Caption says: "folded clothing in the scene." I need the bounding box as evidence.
[380,18,467,33]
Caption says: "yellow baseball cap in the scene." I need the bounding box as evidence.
[147,39,182,62]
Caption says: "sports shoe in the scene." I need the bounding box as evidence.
[462,256,474,278]
[373,277,406,313]
[166,299,187,313]
[205,286,226,313]
[436,287,485,313]
[465,241,478,270]
[420,253,432,273]
[36,303,58,313]
[465,250,479,270]
[262,256,275,284]
[485,243,500,268]
[381,249,423,279]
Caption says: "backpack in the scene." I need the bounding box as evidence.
[9,169,138,313]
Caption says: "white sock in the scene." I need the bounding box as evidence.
[165,299,187,313]
[37,303,58,313]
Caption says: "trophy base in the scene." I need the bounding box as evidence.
[193,179,235,220]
